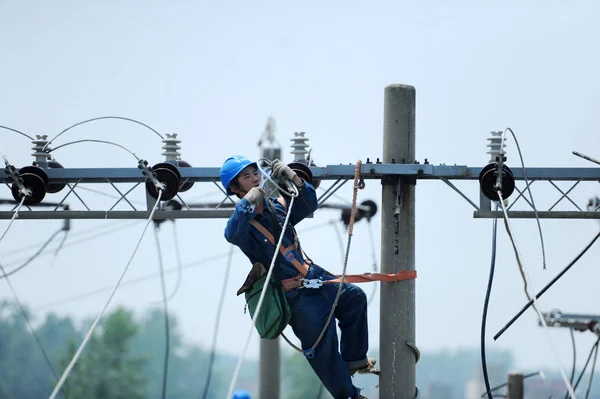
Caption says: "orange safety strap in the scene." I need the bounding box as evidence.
[249,219,309,277]
[280,271,417,291]
[325,270,417,284]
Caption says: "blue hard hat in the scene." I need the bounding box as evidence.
[232,389,251,399]
[220,155,257,195]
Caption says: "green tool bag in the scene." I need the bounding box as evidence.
[237,262,291,339]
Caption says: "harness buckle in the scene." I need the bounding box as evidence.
[302,278,323,289]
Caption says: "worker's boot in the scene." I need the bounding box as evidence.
[350,358,379,377]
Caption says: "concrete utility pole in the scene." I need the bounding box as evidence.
[507,372,524,399]
[258,118,280,399]
[380,84,417,398]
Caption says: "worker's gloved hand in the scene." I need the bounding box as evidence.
[271,159,296,181]
[244,187,267,205]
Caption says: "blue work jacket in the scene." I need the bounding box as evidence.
[224,181,319,280]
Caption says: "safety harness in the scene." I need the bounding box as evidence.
[249,202,417,292]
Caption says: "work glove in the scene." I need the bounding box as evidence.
[244,187,267,205]
[271,159,296,181]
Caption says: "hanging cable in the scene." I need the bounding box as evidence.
[165,223,183,301]
[497,190,576,398]
[504,127,546,270]
[0,196,63,394]
[572,337,600,394]
[565,328,577,399]
[0,148,10,166]
[42,116,164,153]
[202,245,234,399]
[0,229,64,279]
[48,189,164,399]
[585,338,599,399]
[481,203,499,399]
[0,125,34,140]
[494,230,600,340]
[226,196,296,399]
[0,196,26,246]
[47,139,140,161]
[49,230,69,268]
[0,221,140,261]
[33,252,232,312]
[153,225,170,399]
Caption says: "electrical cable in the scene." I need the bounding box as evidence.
[0,220,140,261]
[481,202,499,399]
[47,139,140,161]
[505,127,546,270]
[48,189,164,399]
[49,230,69,268]
[153,225,170,399]
[572,337,600,394]
[165,222,183,301]
[201,244,234,399]
[30,220,333,312]
[0,228,64,279]
[497,190,576,398]
[493,229,600,341]
[0,196,64,395]
[585,337,599,399]
[226,195,296,399]
[32,252,232,312]
[0,196,26,246]
[0,149,9,166]
[43,116,164,153]
[0,125,34,140]
[565,328,577,399]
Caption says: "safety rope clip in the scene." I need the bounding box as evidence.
[302,278,323,289]
[303,348,315,359]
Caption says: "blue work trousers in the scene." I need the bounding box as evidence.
[285,265,369,399]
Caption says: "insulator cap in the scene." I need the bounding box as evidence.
[145,162,181,201]
[46,160,67,194]
[287,159,320,189]
[479,162,515,201]
[11,166,49,205]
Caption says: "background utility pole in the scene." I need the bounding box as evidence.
[258,116,281,399]
[507,372,524,399]
[380,84,417,398]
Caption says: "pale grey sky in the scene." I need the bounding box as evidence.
[1,0,600,390]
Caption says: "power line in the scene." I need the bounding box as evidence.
[497,190,576,398]
[49,190,164,399]
[153,225,170,399]
[481,203,499,399]
[31,252,233,312]
[202,245,234,399]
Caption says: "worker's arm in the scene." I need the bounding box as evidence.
[224,188,266,250]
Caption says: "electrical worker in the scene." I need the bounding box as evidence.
[220,155,374,399]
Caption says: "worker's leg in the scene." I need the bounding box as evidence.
[330,282,369,371]
[311,265,370,371]
[286,287,361,399]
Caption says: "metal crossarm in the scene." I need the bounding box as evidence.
[1,165,599,220]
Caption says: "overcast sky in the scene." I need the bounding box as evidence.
[1,0,600,391]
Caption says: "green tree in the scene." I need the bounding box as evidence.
[55,307,146,399]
